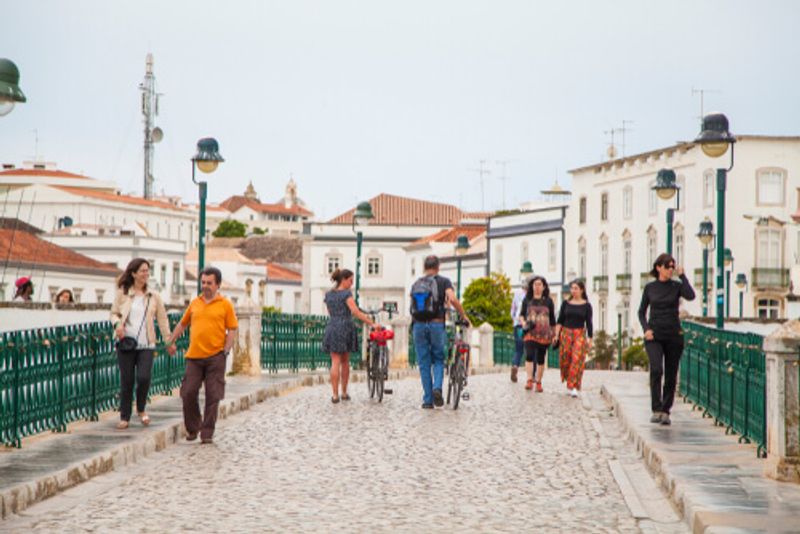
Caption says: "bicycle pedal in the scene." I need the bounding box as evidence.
[383,389,393,394]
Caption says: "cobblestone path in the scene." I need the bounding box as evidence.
[4,372,687,533]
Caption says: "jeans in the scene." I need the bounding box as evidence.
[117,348,154,421]
[513,326,524,367]
[645,337,684,414]
[413,322,446,405]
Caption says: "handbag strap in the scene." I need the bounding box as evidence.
[132,295,150,344]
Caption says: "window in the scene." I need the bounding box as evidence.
[494,244,503,273]
[676,176,686,212]
[579,197,587,224]
[367,256,381,277]
[326,254,341,275]
[95,289,105,304]
[600,236,608,276]
[410,258,416,277]
[520,242,529,262]
[703,170,715,208]
[757,227,782,268]
[623,232,632,274]
[757,169,786,206]
[598,299,607,332]
[294,292,301,312]
[621,298,630,331]
[548,239,557,271]
[648,181,658,216]
[757,298,781,319]
[674,225,684,266]
[622,186,633,219]
[160,264,167,286]
[275,290,283,309]
[578,238,586,280]
[601,193,609,221]
[172,262,181,289]
[647,227,658,267]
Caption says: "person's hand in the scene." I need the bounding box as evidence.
[675,265,684,277]
[115,325,125,340]
[463,317,472,328]
[166,344,177,356]
[644,329,654,341]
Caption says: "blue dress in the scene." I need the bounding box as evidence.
[322,289,359,353]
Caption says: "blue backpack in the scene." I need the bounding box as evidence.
[409,275,442,321]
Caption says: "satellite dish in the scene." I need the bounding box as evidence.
[151,127,164,143]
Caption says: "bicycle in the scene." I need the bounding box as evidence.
[362,309,393,402]
[446,316,471,410]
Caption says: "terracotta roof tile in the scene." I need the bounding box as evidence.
[54,186,185,211]
[410,224,487,246]
[0,168,91,180]
[327,193,467,225]
[266,263,301,282]
[219,196,313,217]
[0,229,119,274]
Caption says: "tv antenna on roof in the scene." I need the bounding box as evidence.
[470,160,491,211]
[691,87,722,127]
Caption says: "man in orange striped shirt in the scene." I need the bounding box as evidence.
[168,266,238,444]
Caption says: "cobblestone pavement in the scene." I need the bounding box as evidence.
[4,371,688,533]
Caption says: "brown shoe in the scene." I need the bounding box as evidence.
[511,366,518,383]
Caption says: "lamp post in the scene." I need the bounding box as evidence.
[351,201,374,307]
[735,273,748,318]
[724,248,734,318]
[616,301,624,370]
[696,218,715,317]
[455,234,470,299]
[652,169,680,255]
[0,59,26,117]
[694,112,736,329]
[191,138,224,293]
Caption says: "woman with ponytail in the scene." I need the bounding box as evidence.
[321,268,378,403]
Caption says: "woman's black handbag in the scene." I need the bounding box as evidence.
[116,296,150,352]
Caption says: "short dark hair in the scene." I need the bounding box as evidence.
[423,255,440,271]
[200,266,222,285]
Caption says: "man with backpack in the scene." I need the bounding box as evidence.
[410,255,471,409]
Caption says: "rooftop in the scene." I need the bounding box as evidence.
[266,263,302,282]
[0,229,119,275]
[328,193,478,226]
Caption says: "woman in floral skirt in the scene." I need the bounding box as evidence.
[554,279,593,398]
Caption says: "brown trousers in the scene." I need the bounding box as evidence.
[180,352,226,440]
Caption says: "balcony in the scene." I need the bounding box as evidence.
[616,273,632,293]
[751,268,790,291]
[593,275,609,294]
[640,272,651,289]
[693,268,714,289]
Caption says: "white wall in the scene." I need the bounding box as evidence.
[0,268,117,305]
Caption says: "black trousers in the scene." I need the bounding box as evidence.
[645,337,684,414]
[117,348,155,421]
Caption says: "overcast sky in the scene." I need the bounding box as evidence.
[1,1,798,220]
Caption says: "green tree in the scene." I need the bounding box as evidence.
[623,337,649,370]
[252,227,265,235]
[212,219,247,238]
[461,272,512,332]
[590,330,615,369]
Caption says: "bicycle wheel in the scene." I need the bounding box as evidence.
[376,347,386,402]
[452,360,465,410]
[367,344,376,399]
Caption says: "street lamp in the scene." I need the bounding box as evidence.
[191,137,224,293]
[351,201,374,307]
[696,218,715,317]
[652,168,680,255]
[724,248,734,318]
[735,273,748,318]
[455,234,470,299]
[0,59,27,116]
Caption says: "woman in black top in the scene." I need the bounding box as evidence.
[554,280,593,398]
[638,253,696,425]
[519,276,556,392]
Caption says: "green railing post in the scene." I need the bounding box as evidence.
[89,330,99,421]
[11,334,21,448]
[56,326,66,433]
[292,319,299,372]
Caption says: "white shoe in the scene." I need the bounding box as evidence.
[569,388,579,398]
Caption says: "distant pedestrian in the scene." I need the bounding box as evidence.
[410,255,471,409]
[167,266,237,444]
[13,276,33,301]
[638,253,695,426]
[519,276,555,392]
[55,288,74,304]
[110,258,176,430]
[509,273,528,383]
[321,268,378,403]
[555,280,593,398]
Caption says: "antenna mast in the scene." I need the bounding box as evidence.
[495,160,510,210]
[691,87,721,127]
[140,53,162,199]
[470,160,492,211]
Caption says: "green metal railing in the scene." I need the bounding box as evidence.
[679,321,766,457]
[0,315,187,448]
[493,331,559,368]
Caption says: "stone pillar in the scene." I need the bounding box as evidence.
[763,320,800,482]
[478,322,494,368]
[389,316,411,369]
[229,301,262,376]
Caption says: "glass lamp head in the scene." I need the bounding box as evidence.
[696,219,715,247]
[455,235,470,256]
[724,248,734,267]
[735,273,747,289]
[520,261,533,275]
[353,201,374,226]
[694,112,735,158]
[653,168,678,200]
[192,137,224,174]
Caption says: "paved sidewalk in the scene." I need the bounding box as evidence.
[601,374,800,534]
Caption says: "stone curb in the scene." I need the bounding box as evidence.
[1,365,502,521]
[599,384,702,534]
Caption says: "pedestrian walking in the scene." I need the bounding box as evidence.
[509,263,531,382]
[410,255,471,409]
[321,268,378,403]
[638,253,695,426]
[554,279,593,398]
[166,266,237,444]
[519,275,555,392]
[13,276,33,301]
[110,258,176,430]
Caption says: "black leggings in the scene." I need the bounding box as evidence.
[117,348,155,421]
[645,337,684,414]
[524,341,548,365]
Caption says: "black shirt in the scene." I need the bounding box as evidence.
[638,274,696,339]
[557,300,594,338]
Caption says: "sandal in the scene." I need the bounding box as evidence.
[525,379,534,390]
[139,413,151,426]
[341,394,351,401]
[116,421,129,430]
[331,396,340,404]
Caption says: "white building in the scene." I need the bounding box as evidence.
[565,135,800,336]
[302,194,486,316]
[264,263,302,314]
[186,247,267,307]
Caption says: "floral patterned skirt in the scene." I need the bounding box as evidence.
[559,327,588,390]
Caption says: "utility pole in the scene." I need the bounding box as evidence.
[495,160,510,210]
[471,160,492,211]
[139,53,163,199]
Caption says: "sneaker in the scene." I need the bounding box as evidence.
[461,391,470,401]
[535,381,543,393]
[421,403,434,410]
[433,389,444,407]
[649,412,663,424]
[510,366,518,383]
[660,413,671,426]
[525,379,534,390]
[569,388,578,398]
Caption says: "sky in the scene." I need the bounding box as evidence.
[1,0,799,220]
